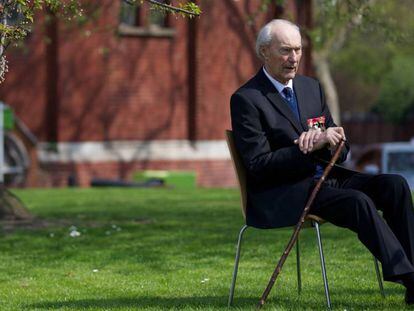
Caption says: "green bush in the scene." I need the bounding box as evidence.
[374,55,414,123]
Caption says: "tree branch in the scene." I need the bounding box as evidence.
[319,0,377,57]
[124,0,200,17]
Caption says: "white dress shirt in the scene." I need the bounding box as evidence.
[262,66,294,100]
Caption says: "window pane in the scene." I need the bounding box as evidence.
[149,9,166,27]
[120,2,138,25]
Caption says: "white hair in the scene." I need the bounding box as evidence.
[255,19,301,61]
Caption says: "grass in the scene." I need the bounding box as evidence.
[0,187,410,310]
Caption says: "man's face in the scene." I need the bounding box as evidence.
[261,27,302,84]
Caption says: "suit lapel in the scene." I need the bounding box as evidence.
[256,70,303,134]
[293,77,311,131]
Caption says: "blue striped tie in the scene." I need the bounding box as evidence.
[282,87,300,121]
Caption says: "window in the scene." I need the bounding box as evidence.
[118,0,175,37]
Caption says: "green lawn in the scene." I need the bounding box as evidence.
[0,188,409,310]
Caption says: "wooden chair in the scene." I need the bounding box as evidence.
[225,130,385,309]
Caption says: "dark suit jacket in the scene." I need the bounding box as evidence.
[230,68,354,229]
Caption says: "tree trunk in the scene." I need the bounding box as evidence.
[313,52,341,125]
[0,186,33,221]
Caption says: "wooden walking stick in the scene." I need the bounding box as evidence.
[257,139,346,309]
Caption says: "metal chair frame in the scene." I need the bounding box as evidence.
[225,130,385,309]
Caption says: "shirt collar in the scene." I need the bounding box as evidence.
[262,66,293,94]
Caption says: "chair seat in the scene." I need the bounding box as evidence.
[307,214,326,224]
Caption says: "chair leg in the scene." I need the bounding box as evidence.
[296,237,302,294]
[228,224,249,307]
[373,257,385,297]
[314,221,332,310]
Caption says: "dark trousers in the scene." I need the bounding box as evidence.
[310,173,414,282]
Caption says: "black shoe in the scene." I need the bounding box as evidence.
[406,289,414,305]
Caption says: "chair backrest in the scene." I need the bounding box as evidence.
[225,130,247,219]
[225,130,324,227]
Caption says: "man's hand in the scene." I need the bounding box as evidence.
[294,127,346,154]
[294,128,322,154]
[324,127,346,149]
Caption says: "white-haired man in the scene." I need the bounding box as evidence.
[230,19,414,304]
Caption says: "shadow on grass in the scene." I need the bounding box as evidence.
[26,289,405,310]
[28,296,255,310]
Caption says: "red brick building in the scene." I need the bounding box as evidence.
[0,0,312,187]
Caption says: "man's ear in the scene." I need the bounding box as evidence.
[260,47,269,61]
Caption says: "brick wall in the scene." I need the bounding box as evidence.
[1,1,291,142]
[0,0,307,188]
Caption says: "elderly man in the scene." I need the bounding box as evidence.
[230,19,414,304]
